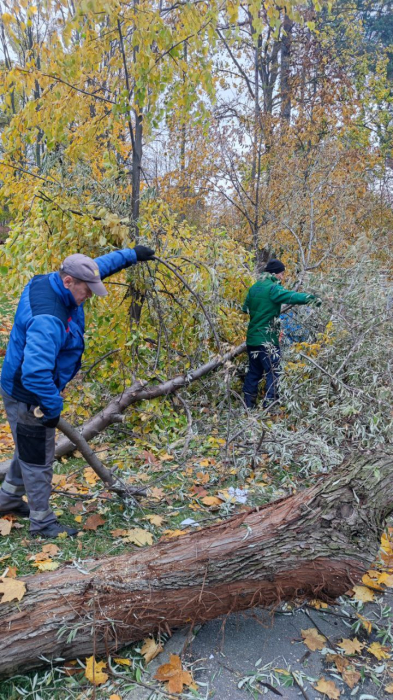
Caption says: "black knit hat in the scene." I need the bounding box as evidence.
[264,259,285,274]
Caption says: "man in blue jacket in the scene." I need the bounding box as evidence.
[0,245,154,537]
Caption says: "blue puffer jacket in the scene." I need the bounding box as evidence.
[1,249,137,418]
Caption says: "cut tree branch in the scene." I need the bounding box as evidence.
[55,342,246,457]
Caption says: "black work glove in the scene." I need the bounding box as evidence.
[134,245,155,262]
[40,415,60,428]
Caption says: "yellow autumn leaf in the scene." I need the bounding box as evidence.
[362,572,383,590]
[368,642,390,659]
[33,560,60,572]
[313,677,340,699]
[83,467,99,485]
[109,695,122,700]
[124,528,153,546]
[0,519,12,536]
[309,599,328,610]
[0,577,26,603]
[199,459,210,467]
[301,628,327,651]
[385,682,393,694]
[378,572,393,587]
[141,637,163,663]
[201,496,223,507]
[162,529,188,538]
[337,638,364,655]
[159,453,174,461]
[85,656,108,685]
[113,657,131,666]
[74,515,83,523]
[352,585,375,603]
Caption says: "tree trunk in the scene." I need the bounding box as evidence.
[0,451,391,677]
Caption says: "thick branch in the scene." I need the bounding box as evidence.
[55,343,246,457]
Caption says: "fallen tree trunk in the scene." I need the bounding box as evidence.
[55,342,246,457]
[0,450,392,677]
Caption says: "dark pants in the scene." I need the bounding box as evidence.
[0,388,57,533]
[243,344,281,408]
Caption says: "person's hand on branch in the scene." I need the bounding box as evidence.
[39,415,61,428]
[134,245,155,262]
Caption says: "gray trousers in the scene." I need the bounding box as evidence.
[0,388,57,532]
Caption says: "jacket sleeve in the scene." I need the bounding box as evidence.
[21,315,65,418]
[94,249,137,280]
[270,284,316,306]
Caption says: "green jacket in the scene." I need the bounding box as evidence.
[243,273,318,346]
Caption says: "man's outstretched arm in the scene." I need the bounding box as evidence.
[94,246,155,280]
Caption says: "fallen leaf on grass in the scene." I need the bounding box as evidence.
[190,485,208,498]
[74,515,83,523]
[5,566,17,578]
[338,638,364,655]
[83,514,106,531]
[113,657,131,666]
[149,487,165,500]
[342,668,360,689]
[140,450,160,466]
[352,585,375,603]
[125,528,153,547]
[196,472,209,484]
[111,529,130,537]
[368,641,390,659]
[154,653,193,694]
[159,453,174,461]
[0,519,12,536]
[109,695,122,700]
[201,496,223,507]
[385,682,393,694]
[0,577,26,603]
[42,544,59,556]
[70,502,84,515]
[84,467,100,485]
[301,628,326,651]
[199,459,209,467]
[144,514,164,527]
[313,677,340,699]
[85,656,108,685]
[141,637,163,663]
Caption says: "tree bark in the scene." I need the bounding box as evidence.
[54,343,246,457]
[0,450,391,677]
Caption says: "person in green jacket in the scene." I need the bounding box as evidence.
[242,259,320,410]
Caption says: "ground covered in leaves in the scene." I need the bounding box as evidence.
[0,293,393,700]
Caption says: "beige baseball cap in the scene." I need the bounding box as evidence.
[60,254,108,297]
